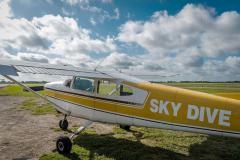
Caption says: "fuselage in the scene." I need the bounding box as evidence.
[44,79,240,138]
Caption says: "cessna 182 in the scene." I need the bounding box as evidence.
[0,59,240,154]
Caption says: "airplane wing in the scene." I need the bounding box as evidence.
[0,59,148,84]
[0,59,111,79]
[0,58,145,113]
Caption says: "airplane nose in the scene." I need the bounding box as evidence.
[44,81,64,90]
[44,82,52,89]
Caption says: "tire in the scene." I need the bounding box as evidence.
[56,136,72,154]
[59,119,68,130]
[120,125,131,131]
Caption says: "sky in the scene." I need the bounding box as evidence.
[0,0,240,81]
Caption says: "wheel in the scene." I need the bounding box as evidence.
[120,125,131,131]
[56,136,72,154]
[59,119,68,130]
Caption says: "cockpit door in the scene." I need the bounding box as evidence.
[93,80,117,123]
[68,77,95,120]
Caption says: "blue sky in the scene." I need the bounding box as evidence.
[11,0,240,36]
[0,0,240,81]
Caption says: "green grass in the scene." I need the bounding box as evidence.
[0,84,45,96]
[40,126,240,160]
[162,82,240,93]
[18,98,57,115]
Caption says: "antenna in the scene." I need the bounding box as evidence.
[94,56,108,71]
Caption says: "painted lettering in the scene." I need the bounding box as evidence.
[171,102,181,117]
[219,110,231,127]
[150,99,158,113]
[199,107,205,122]
[150,99,232,127]
[187,104,199,120]
[206,107,218,124]
[159,100,169,115]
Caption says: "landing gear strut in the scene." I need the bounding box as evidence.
[56,120,93,154]
[59,115,68,130]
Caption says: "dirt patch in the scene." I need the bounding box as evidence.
[0,96,114,160]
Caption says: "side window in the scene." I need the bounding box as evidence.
[72,77,94,93]
[98,80,118,96]
[97,80,133,97]
[120,85,133,96]
[97,80,148,105]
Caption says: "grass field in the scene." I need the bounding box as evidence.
[1,83,240,160]
[163,82,240,94]
[0,84,44,97]
[18,98,58,115]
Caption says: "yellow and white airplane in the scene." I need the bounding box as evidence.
[0,59,240,154]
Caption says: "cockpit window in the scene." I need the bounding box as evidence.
[98,80,118,96]
[98,80,133,96]
[97,80,148,105]
[120,85,133,96]
[72,77,94,93]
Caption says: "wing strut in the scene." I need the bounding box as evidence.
[3,75,47,100]
[2,75,70,115]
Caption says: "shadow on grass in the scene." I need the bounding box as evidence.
[73,133,240,160]
[64,152,81,160]
[188,136,240,160]
[74,133,185,160]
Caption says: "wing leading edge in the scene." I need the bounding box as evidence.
[0,59,148,83]
[0,59,111,79]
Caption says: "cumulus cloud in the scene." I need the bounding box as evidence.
[0,0,118,78]
[226,56,240,68]
[53,54,95,68]
[1,1,239,81]
[64,0,103,14]
[0,50,14,59]
[31,15,116,55]
[65,0,89,6]
[144,63,165,71]
[64,0,112,6]
[63,0,119,23]
[183,56,204,67]
[103,52,140,69]
[0,0,12,19]
[118,4,240,57]
[17,52,49,63]
[100,0,112,3]
[0,7,116,61]
[116,3,240,81]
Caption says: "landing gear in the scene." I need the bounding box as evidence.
[70,120,93,139]
[56,120,93,154]
[59,115,68,130]
[56,136,72,154]
[120,124,131,131]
